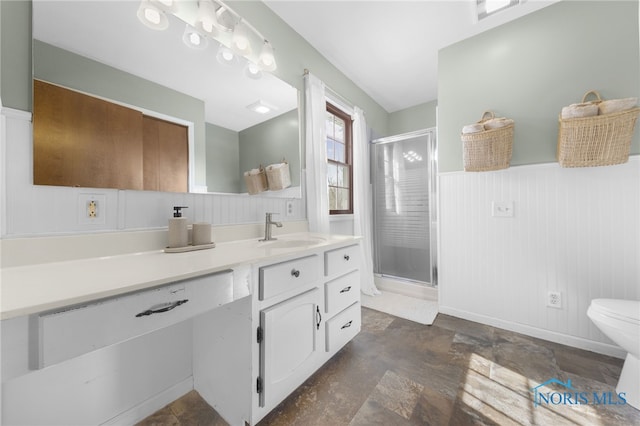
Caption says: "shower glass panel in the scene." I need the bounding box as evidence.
[372,129,437,285]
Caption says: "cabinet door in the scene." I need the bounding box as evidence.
[33,79,144,190]
[259,288,322,409]
[142,115,189,192]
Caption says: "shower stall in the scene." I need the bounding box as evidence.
[371,129,437,295]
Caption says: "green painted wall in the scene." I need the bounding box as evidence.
[388,100,437,136]
[438,0,640,172]
[0,0,31,111]
[239,109,300,192]
[206,123,240,193]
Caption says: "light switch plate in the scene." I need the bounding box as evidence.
[492,201,514,218]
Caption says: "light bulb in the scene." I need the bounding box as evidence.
[232,21,252,55]
[258,41,277,72]
[137,0,169,30]
[245,62,263,79]
[145,8,161,24]
[182,24,208,50]
[189,33,201,46]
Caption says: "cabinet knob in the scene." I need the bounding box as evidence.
[344,254,350,261]
[291,269,300,278]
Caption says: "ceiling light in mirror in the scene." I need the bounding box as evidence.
[245,62,263,80]
[247,100,276,115]
[182,25,209,49]
[137,0,168,30]
[216,45,236,65]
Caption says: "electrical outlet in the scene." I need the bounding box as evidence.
[78,193,106,225]
[492,201,514,218]
[286,200,294,217]
[547,291,562,309]
[87,200,97,218]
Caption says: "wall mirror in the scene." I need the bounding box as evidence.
[32,0,301,197]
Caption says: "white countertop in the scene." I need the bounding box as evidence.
[1,232,360,320]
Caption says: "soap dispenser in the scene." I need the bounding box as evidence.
[168,206,189,248]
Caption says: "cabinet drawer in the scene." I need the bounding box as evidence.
[325,270,360,317]
[259,255,321,301]
[324,244,360,278]
[325,302,361,353]
[34,270,233,369]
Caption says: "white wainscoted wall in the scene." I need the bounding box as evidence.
[438,157,640,358]
[1,108,305,239]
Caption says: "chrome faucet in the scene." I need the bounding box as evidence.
[260,212,282,241]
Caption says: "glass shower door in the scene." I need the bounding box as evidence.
[372,129,437,285]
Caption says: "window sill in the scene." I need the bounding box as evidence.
[329,214,354,222]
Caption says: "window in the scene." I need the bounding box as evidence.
[326,103,353,214]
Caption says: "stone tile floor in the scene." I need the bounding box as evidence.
[137,308,640,425]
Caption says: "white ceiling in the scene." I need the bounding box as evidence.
[264,0,558,112]
[32,0,559,128]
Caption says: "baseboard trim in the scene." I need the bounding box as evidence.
[374,275,438,301]
[101,377,193,425]
[438,305,626,359]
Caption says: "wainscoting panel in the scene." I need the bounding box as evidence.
[438,157,639,356]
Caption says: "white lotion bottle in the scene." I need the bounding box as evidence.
[168,206,189,248]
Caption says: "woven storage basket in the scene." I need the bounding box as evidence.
[558,91,640,167]
[462,111,514,172]
[265,161,291,191]
[244,167,268,195]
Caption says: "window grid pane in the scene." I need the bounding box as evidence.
[326,103,352,214]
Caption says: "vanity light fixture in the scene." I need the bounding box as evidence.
[477,0,519,20]
[137,0,277,76]
[182,25,209,50]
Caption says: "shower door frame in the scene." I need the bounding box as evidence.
[371,128,438,287]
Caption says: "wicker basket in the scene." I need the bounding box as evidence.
[244,167,268,195]
[558,91,640,167]
[462,111,514,172]
[265,161,291,191]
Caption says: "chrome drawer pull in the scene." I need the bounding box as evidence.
[339,286,352,293]
[135,299,189,317]
[341,320,353,329]
[316,306,322,330]
[343,254,350,261]
[291,269,300,278]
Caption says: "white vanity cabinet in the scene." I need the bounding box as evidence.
[194,241,362,426]
[1,233,361,426]
[323,245,361,353]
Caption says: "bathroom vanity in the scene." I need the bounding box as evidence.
[0,232,361,425]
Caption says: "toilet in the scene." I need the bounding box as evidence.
[587,299,640,410]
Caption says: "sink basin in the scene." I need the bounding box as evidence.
[260,237,325,249]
